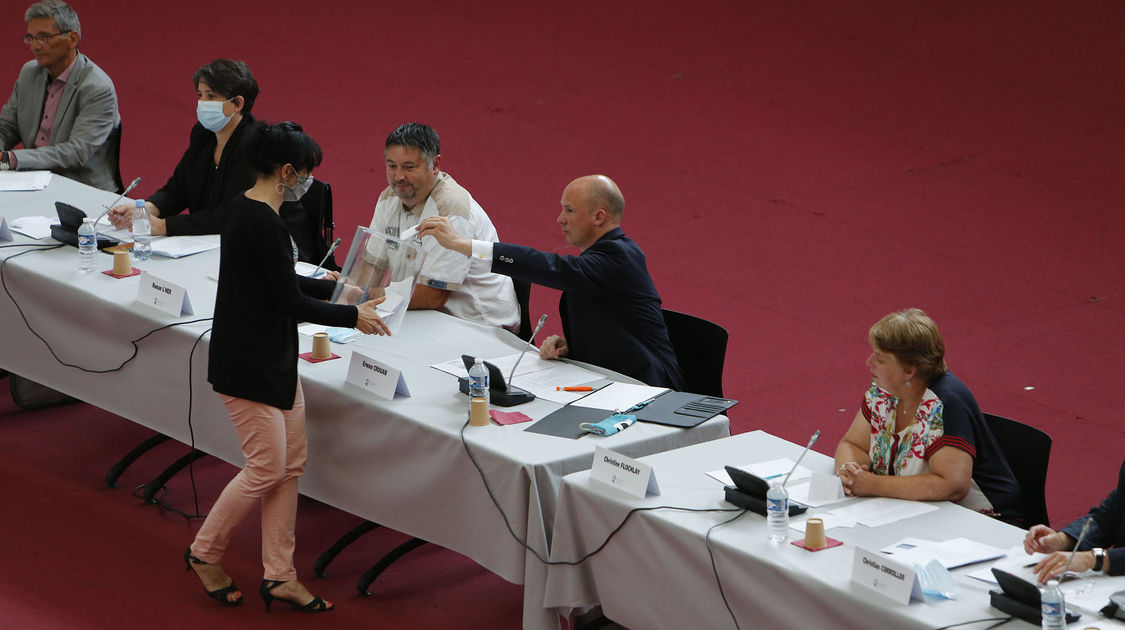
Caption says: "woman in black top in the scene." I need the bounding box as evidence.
[184,122,386,612]
[109,59,259,236]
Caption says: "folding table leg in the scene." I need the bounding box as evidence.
[141,448,206,503]
[357,537,429,596]
[105,434,171,488]
[313,520,381,577]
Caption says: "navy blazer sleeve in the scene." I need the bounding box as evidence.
[1062,459,1125,575]
[491,238,635,298]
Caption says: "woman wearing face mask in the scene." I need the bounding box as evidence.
[108,58,259,236]
[184,121,389,611]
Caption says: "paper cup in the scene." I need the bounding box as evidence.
[112,250,131,275]
[804,518,827,549]
[469,398,491,426]
[311,332,331,359]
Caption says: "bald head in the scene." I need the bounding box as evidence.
[566,174,624,222]
[557,174,625,250]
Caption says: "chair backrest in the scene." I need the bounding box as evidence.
[661,309,729,397]
[512,278,533,341]
[108,122,124,193]
[284,179,339,271]
[984,413,1051,528]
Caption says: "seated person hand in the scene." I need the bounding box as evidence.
[107,201,168,235]
[538,335,568,360]
[108,202,134,229]
[1033,549,1095,583]
[837,461,871,496]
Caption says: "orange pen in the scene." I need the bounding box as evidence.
[556,386,593,392]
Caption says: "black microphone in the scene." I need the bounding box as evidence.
[312,238,342,277]
[506,314,548,391]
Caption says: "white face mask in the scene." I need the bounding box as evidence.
[196,99,233,132]
[282,171,314,202]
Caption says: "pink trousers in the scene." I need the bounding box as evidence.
[190,381,307,581]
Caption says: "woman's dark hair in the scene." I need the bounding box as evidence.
[247,121,323,176]
[192,59,259,114]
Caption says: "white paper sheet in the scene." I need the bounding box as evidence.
[789,510,859,532]
[0,170,52,191]
[9,216,56,239]
[571,382,668,411]
[151,234,221,258]
[823,497,939,527]
[880,536,1006,569]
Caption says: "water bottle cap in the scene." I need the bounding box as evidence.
[1046,579,1058,587]
[136,199,145,207]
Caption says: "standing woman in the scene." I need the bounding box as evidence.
[184,121,387,611]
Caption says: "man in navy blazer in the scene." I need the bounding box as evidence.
[417,174,684,389]
[0,0,120,191]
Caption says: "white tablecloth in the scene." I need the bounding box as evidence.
[0,177,731,629]
[544,430,1125,630]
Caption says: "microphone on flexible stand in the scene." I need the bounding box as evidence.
[311,238,342,277]
[1058,517,1093,577]
[782,430,821,488]
[458,314,547,407]
[506,314,548,392]
[95,176,142,226]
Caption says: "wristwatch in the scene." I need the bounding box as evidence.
[1094,547,1107,572]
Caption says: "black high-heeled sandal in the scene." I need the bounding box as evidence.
[184,547,242,606]
[259,579,333,613]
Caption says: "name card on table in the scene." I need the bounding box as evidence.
[851,546,921,605]
[0,217,12,241]
[345,350,411,400]
[137,272,193,316]
[590,446,660,499]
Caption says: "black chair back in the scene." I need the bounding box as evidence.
[661,309,728,397]
[513,278,533,341]
[285,179,339,271]
[984,413,1051,527]
[108,122,124,193]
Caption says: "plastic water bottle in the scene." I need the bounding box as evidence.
[766,481,790,544]
[77,218,97,271]
[1040,579,1065,630]
[131,199,151,261]
[467,358,490,426]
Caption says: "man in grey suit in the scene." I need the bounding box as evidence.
[0,0,121,192]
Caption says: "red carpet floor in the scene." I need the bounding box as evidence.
[1,1,1123,627]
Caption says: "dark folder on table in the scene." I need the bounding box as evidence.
[633,391,738,428]
[524,390,738,439]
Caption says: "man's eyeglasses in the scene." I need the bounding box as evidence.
[22,30,71,45]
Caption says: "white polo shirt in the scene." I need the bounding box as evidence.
[367,172,519,330]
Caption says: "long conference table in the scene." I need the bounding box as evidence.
[0,175,730,629]
[543,431,1125,629]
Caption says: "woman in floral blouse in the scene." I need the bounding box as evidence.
[833,308,1023,524]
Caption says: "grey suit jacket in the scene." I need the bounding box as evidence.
[0,53,121,191]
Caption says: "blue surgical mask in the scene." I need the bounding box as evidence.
[196,99,233,132]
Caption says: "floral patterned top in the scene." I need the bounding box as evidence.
[863,381,949,476]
